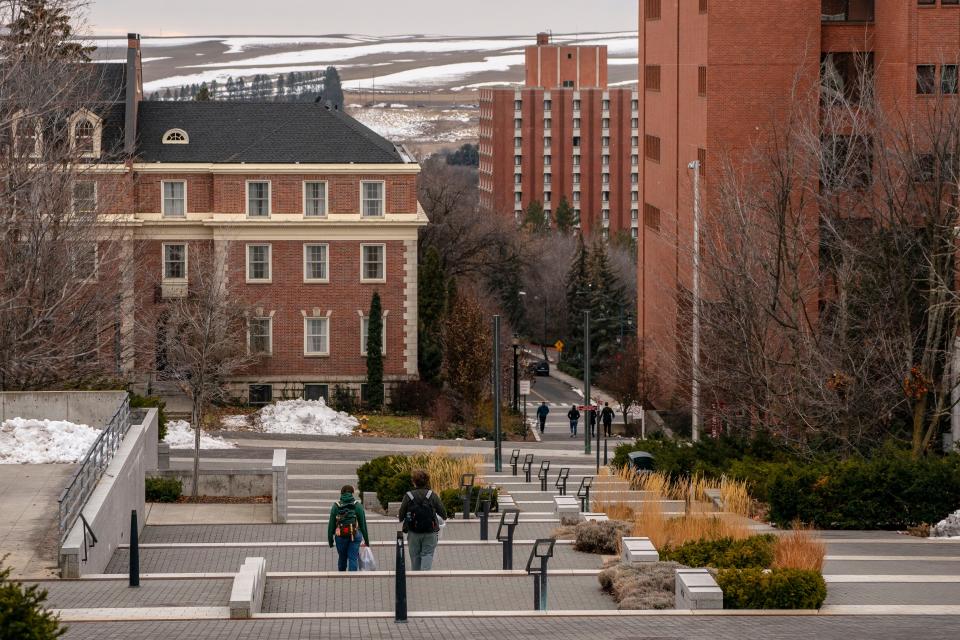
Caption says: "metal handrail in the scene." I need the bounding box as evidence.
[56,396,131,548]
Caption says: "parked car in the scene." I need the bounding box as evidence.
[533,360,550,377]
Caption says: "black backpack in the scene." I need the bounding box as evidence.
[405,490,437,534]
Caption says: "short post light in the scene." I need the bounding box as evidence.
[497,509,521,570]
[526,538,557,611]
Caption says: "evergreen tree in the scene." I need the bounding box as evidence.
[561,236,590,371]
[275,74,286,100]
[226,77,236,100]
[195,83,210,101]
[7,0,94,62]
[418,248,447,386]
[446,143,479,167]
[148,92,158,101]
[365,291,384,410]
[236,78,246,100]
[322,66,344,109]
[0,563,65,639]
[523,200,547,232]
[585,238,629,369]
[163,88,173,101]
[286,72,297,96]
[554,197,575,233]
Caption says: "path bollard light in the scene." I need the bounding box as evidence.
[395,531,407,623]
[497,509,520,570]
[577,476,594,513]
[537,460,551,492]
[460,473,475,520]
[555,468,570,496]
[510,449,521,476]
[476,488,494,541]
[128,509,139,588]
[604,438,609,466]
[525,538,557,611]
[522,454,534,483]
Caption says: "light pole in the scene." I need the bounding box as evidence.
[512,335,520,412]
[493,315,502,472]
[583,310,591,455]
[688,159,702,443]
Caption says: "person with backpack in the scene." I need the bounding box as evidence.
[601,402,616,437]
[567,404,580,437]
[398,469,448,571]
[536,402,550,433]
[327,485,370,572]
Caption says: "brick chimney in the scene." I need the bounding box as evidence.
[536,32,550,46]
[124,33,142,155]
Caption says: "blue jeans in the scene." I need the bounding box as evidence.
[335,533,363,572]
[569,419,578,435]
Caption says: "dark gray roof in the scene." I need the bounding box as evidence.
[135,102,406,164]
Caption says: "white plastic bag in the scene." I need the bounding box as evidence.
[359,545,378,571]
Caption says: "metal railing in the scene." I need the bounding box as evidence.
[56,396,131,547]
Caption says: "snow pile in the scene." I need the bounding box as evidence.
[255,399,358,436]
[0,418,101,464]
[932,509,960,538]
[220,414,251,430]
[348,105,477,142]
[164,420,236,450]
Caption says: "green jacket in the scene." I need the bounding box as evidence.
[327,493,370,547]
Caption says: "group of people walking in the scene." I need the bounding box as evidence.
[536,401,616,437]
[327,469,447,572]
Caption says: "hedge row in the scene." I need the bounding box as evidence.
[356,455,497,515]
[145,476,182,502]
[660,535,777,570]
[717,568,827,609]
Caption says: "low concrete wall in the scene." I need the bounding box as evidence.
[0,391,128,427]
[60,408,158,578]
[157,469,271,498]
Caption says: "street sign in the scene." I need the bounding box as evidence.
[554,340,565,352]
[577,405,599,412]
[519,380,532,396]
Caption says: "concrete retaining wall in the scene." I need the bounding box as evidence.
[60,408,158,578]
[156,468,272,497]
[0,391,129,427]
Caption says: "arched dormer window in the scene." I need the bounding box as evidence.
[69,109,102,158]
[162,129,189,145]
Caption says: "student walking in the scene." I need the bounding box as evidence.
[399,470,448,571]
[327,485,370,572]
[567,405,580,437]
[601,402,615,438]
[536,402,550,433]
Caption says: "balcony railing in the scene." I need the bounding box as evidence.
[822,0,874,22]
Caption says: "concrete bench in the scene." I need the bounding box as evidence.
[704,488,723,511]
[554,495,581,524]
[229,557,266,619]
[675,568,723,610]
[620,537,658,564]
[581,512,609,522]
[272,449,287,524]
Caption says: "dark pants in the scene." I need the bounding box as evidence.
[335,533,363,572]
[538,417,546,432]
[603,422,612,437]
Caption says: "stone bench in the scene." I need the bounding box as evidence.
[229,557,266,619]
[581,512,609,522]
[704,488,724,511]
[620,537,658,564]
[554,495,581,524]
[675,568,723,610]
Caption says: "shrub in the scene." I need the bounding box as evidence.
[129,393,168,441]
[573,520,632,555]
[660,535,776,570]
[332,385,356,413]
[0,564,65,639]
[598,561,686,610]
[716,568,827,609]
[357,451,485,509]
[145,476,182,503]
[439,487,499,517]
[389,380,439,416]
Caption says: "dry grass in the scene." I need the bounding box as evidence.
[773,525,826,572]
[391,448,485,494]
[610,467,752,517]
[630,500,752,549]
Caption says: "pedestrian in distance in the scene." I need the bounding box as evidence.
[567,404,580,437]
[601,402,615,438]
[399,469,448,571]
[536,402,550,433]
[327,485,370,572]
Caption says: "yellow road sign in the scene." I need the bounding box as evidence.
[554,340,565,352]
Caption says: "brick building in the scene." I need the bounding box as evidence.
[79,35,425,404]
[479,34,640,238]
[637,0,960,402]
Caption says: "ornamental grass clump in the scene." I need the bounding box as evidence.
[772,526,826,572]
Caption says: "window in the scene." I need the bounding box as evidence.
[246,244,271,282]
[700,0,708,13]
[917,65,936,94]
[248,384,272,406]
[631,208,639,221]
[632,173,639,184]
[544,137,552,149]
[573,136,581,147]
[163,243,187,280]
[514,155,522,165]
[545,174,552,186]
[573,174,581,184]
[515,174,522,185]
[573,99,581,111]
[16,116,41,157]
[249,318,272,355]
[514,136,522,147]
[632,154,640,165]
[602,99,611,110]
[544,155,551,166]
[544,99,552,110]
[821,52,874,103]
[942,65,958,95]
[361,316,387,356]
[632,99,639,110]
[573,155,581,166]
[698,66,707,96]
[247,181,271,217]
[304,181,328,217]
[602,136,610,147]
[361,244,386,282]
[602,191,610,202]
[632,136,640,147]
[162,129,189,144]
[514,100,522,110]
[573,192,581,202]
[361,181,385,217]
[602,173,610,184]
[644,203,661,231]
[73,181,97,214]
[544,118,552,128]
[562,80,574,88]
[304,244,329,282]
[304,317,329,356]
[645,65,661,91]
[601,118,610,129]
[70,243,97,281]
[75,119,95,155]
[645,134,661,162]
[162,181,186,217]
[573,118,581,128]
[304,384,329,401]
[602,155,610,165]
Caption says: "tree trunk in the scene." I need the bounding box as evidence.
[911,394,928,459]
[192,399,202,498]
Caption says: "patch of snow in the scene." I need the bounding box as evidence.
[0,418,101,464]
[87,37,225,49]
[348,106,476,142]
[221,414,251,430]
[221,36,359,54]
[164,420,236,450]
[256,399,358,436]
[94,56,171,64]
[451,80,522,91]
[571,387,585,399]
[932,509,960,537]
[370,54,525,88]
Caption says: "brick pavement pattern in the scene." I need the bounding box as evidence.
[36,579,233,609]
[825,583,960,606]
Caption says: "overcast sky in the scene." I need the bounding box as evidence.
[86,0,635,37]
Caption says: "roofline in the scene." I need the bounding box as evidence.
[131,162,421,174]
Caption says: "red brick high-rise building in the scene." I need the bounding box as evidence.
[637,0,960,403]
[479,34,640,238]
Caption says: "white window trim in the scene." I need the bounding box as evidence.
[360,313,388,356]
[360,180,386,218]
[72,180,98,215]
[303,180,329,218]
[360,243,387,283]
[246,180,272,218]
[303,243,330,283]
[161,180,188,217]
[162,128,190,144]
[71,242,99,283]
[248,317,273,356]
[68,109,103,158]
[161,242,188,282]
[245,243,272,283]
[13,111,43,158]
[303,316,330,356]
